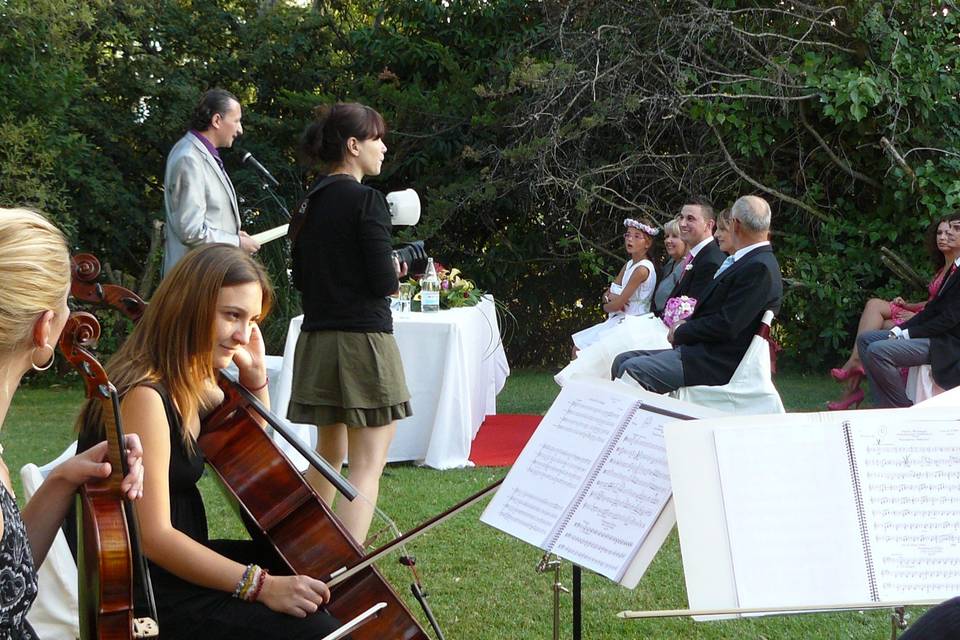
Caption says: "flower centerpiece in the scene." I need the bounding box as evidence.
[408,264,485,309]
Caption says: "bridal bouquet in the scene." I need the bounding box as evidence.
[663,296,697,328]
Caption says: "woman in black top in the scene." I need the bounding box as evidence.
[0,208,144,638]
[77,244,341,639]
[290,103,411,545]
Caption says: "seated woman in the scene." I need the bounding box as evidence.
[713,207,735,254]
[652,217,689,315]
[827,218,954,410]
[77,244,341,639]
[0,208,144,639]
[571,218,659,351]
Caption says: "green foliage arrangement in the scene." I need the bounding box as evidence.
[2,1,958,371]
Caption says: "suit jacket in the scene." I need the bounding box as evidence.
[162,133,241,275]
[672,245,783,387]
[656,239,725,315]
[901,263,960,389]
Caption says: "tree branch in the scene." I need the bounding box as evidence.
[799,101,881,189]
[709,123,830,223]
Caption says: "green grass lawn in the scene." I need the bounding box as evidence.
[6,371,920,639]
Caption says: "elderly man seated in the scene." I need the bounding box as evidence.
[611,195,783,393]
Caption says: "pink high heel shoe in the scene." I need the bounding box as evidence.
[830,365,865,382]
[826,387,865,411]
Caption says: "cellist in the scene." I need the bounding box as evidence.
[0,208,144,638]
[76,244,342,639]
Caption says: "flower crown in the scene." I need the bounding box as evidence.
[623,218,660,236]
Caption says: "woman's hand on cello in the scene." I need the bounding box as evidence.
[257,574,331,617]
[53,434,145,500]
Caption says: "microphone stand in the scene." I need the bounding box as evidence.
[256,178,291,221]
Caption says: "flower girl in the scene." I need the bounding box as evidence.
[572,218,658,350]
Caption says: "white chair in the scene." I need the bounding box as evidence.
[671,310,785,414]
[20,441,80,640]
[906,364,943,404]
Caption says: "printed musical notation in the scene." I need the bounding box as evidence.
[547,410,672,581]
[480,382,682,584]
[851,420,960,600]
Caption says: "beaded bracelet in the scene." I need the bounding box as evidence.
[249,567,268,602]
[233,564,255,599]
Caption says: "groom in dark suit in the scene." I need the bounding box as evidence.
[858,212,960,407]
[612,195,783,392]
[653,196,726,316]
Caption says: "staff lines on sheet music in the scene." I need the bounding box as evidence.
[864,469,960,481]
[878,582,960,593]
[880,556,960,567]
[866,482,960,494]
[620,430,667,454]
[498,488,563,530]
[568,519,635,550]
[865,446,960,458]
[526,444,591,489]
[874,533,960,545]
[578,503,647,529]
[874,508,960,519]
[872,520,960,531]
[872,495,960,506]
[554,537,620,572]
[593,475,668,497]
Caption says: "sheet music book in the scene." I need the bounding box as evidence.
[666,409,960,616]
[481,380,718,586]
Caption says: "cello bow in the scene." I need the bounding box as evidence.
[59,312,159,639]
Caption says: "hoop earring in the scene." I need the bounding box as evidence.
[31,343,55,372]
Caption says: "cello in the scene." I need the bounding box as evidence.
[69,251,501,639]
[58,311,159,639]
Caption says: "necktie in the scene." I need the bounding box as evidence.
[713,255,736,279]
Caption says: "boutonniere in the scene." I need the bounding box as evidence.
[684,263,694,271]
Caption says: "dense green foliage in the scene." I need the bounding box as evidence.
[1,1,958,368]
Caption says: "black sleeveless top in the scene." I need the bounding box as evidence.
[0,484,39,638]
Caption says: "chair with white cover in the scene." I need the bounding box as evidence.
[670,310,785,414]
[906,364,944,404]
[20,441,80,640]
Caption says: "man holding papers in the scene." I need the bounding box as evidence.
[163,89,260,275]
[858,212,960,407]
[612,195,783,393]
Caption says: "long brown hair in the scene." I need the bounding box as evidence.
[78,244,274,449]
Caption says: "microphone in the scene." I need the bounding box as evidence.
[236,148,280,188]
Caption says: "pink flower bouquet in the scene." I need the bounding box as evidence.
[663,296,696,328]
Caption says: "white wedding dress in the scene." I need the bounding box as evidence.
[571,258,656,350]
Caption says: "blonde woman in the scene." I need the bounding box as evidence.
[77,244,341,639]
[0,208,143,638]
[652,217,689,314]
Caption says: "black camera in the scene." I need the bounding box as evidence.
[393,240,428,275]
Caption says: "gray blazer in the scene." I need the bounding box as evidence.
[162,133,241,275]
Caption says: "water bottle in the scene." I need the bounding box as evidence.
[420,257,441,313]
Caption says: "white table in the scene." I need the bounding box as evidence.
[271,295,510,470]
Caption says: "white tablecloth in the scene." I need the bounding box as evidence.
[271,295,510,470]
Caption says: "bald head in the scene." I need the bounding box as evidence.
[730,195,771,247]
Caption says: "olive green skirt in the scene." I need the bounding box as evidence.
[287,330,412,428]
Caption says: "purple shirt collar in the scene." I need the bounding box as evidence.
[190,129,222,165]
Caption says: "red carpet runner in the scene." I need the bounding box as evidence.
[469,414,542,467]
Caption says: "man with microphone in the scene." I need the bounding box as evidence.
[162,88,259,275]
